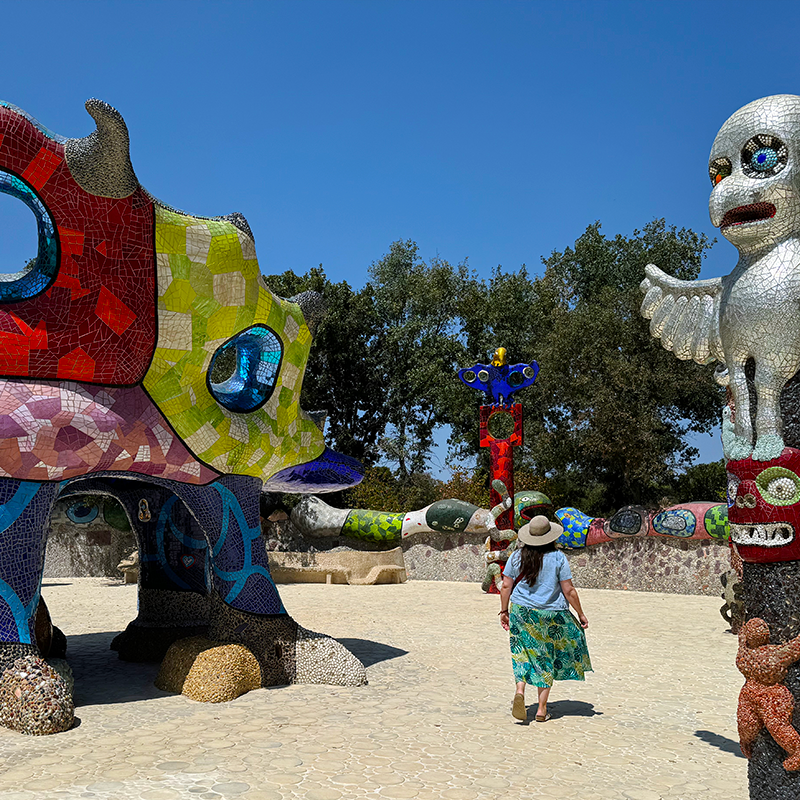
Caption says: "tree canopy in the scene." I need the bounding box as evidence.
[263,220,725,515]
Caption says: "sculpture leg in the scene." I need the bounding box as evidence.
[0,480,74,734]
[105,481,211,661]
[728,362,755,460]
[156,476,365,700]
[738,689,761,759]
[753,361,787,461]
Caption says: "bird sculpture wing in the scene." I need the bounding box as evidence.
[639,264,725,364]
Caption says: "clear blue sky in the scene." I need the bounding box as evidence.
[4,0,799,468]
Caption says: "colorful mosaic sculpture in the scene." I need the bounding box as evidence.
[641,95,800,798]
[457,348,540,591]
[0,99,367,734]
[737,619,800,771]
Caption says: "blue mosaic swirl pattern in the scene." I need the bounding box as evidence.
[0,481,59,644]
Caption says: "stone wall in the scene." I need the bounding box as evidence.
[42,505,734,597]
[264,513,733,597]
[44,503,135,579]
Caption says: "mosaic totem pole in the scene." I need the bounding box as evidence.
[0,99,367,735]
[458,348,539,592]
[640,95,800,799]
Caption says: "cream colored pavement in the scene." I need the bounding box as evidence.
[0,579,746,800]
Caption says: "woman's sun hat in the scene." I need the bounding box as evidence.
[517,515,564,546]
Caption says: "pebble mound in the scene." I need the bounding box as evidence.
[0,655,74,735]
[154,636,261,702]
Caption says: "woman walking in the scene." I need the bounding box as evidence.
[499,515,592,722]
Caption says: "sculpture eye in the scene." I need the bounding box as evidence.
[709,157,732,186]
[756,466,800,506]
[207,325,283,412]
[742,134,788,178]
[66,500,99,524]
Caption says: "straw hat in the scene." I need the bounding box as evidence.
[517,515,563,546]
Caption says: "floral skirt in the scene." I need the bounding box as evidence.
[509,603,593,688]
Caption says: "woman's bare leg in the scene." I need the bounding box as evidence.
[537,686,551,717]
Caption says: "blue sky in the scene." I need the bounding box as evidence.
[3,0,799,469]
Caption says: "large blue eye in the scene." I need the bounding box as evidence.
[742,134,788,178]
[751,148,778,171]
[207,325,283,412]
[66,500,99,524]
[0,169,58,302]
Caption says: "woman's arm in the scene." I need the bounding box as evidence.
[560,578,588,628]
[499,574,514,631]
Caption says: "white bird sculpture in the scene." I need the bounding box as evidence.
[641,95,800,462]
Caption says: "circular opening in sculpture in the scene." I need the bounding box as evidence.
[208,324,284,413]
[487,409,515,440]
[0,194,37,275]
[0,170,59,301]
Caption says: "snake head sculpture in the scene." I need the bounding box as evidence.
[0,99,362,491]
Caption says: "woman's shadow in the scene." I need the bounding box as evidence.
[515,699,602,725]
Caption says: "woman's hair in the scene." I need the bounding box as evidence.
[517,540,557,587]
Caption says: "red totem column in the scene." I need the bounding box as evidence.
[480,403,523,592]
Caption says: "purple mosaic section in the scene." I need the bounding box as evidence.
[0,381,219,484]
[264,447,364,493]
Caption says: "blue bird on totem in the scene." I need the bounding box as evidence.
[458,347,539,405]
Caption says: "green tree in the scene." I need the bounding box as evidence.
[492,219,724,514]
[263,266,387,464]
[366,240,474,478]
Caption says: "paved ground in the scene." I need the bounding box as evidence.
[0,579,746,800]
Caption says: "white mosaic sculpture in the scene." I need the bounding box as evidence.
[641,95,800,461]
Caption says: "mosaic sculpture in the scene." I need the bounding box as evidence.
[0,99,367,735]
[458,347,539,592]
[737,618,800,771]
[640,95,800,798]
[291,494,730,546]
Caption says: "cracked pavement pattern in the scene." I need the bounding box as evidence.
[0,579,745,800]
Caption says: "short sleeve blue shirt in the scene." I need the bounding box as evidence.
[503,549,572,611]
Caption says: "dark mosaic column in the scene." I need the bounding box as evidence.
[742,562,800,798]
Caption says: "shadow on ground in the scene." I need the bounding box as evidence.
[59,631,163,707]
[514,699,601,725]
[58,632,407,707]
[336,638,408,667]
[695,729,745,758]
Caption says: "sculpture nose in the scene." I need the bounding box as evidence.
[736,493,757,509]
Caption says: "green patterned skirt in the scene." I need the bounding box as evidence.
[509,603,593,688]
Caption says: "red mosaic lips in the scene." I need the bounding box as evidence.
[720,202,776,228]
[0,105,155,386]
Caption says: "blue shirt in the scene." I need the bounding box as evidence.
[503,549,572,611]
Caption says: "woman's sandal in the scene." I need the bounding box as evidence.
[512,693,526,720]
[535,712,552,723]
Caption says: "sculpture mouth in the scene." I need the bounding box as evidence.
[720,203,776,228]
[730,521,794,547]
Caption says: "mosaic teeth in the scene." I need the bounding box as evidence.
[730,522,794,547]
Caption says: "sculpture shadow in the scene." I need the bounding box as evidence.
[60,631,163,707]
[694,729,745,758]
[336,638,408,668]
[59,632,407,706]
